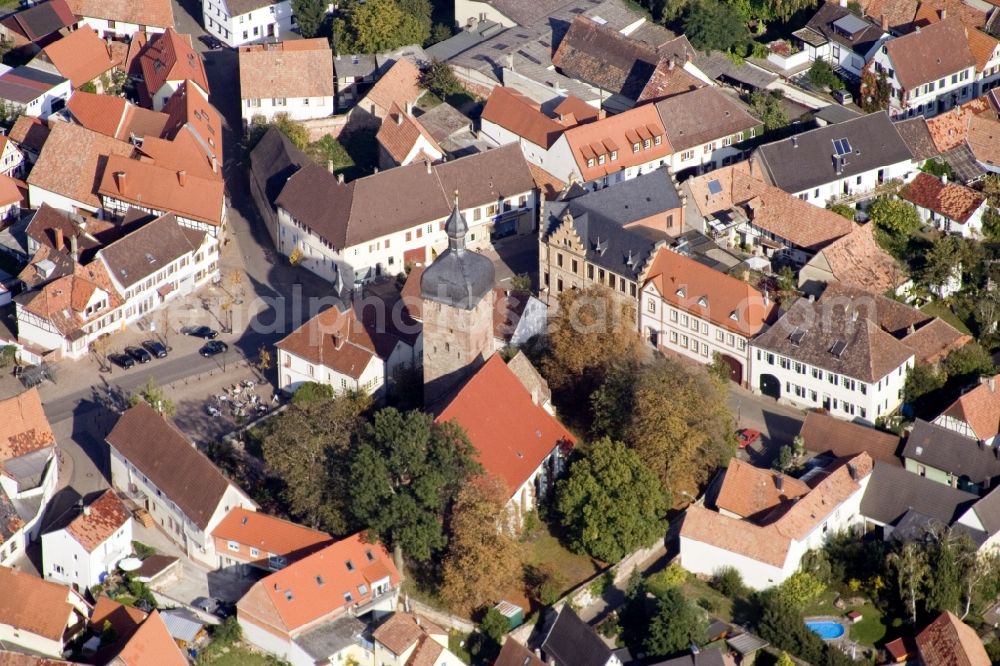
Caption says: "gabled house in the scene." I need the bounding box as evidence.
[376,103,445,169]
[654,87,760,178]
[900,172,988,237]
[0,0,76,51]
[680,453,874,589]
[544,102,671,187]
[798,410,903,465]
[202,0,293,47]
[752,111,915,205]
[798,221,910,298]
[796,3,887,78]
[0,133,27,181]
[108,609,188,666]
[749,284,969,423]
[10,115,52,165]
[867,18,977,118]
[272,144,535,288]
[495,639,545,666]
[0,567,89,658]
[0,389,59,567]
[34,27,120,91]
[915,612,990,665]
[247,127,308,248]
[65,92,169,142]
[65,0,174,39]
[479,86,579,167]
[138,28,209,111]
[0,65,70,119]
[237,532,401,666]
[239,39,334,124]
[709,459,811,521]
[0,174,22,223]
[275,301,421,397]
[635,56,707,104]
[968,26,1000,97]
[902,418,1000,494]
[436,354,575,527]
[934,376,1000,446]
[333,53,377,109]
[640,246,776,385]
[372,613,464,666]
[540,167,682,305]
[540,606,622,666]
[106,402,257,566]
[42,489,132,591]
[354,59,424,126]
[211,508,332,575]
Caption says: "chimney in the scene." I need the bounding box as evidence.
[177,170,187,186]
[373,167,379,173]
[333,332,344,349]
[70,234,78,262]
[848,463,858,480]
[507,53,514,70]
[775,474,783,490]
[915,24,921,32]
[83,505,91,517]
[792,136,798,148]
[668,58,675,71]
[941,173,948,185]
[415,616,421,627]
[327,159,335,174]
[405,100,413,115]
[336,173,345,184]
[54,227,64,252]
[939,8,946,19]
[114,170,127,196]
[396,112,403,126]
[426,160,432,174]
[990,376,996,393]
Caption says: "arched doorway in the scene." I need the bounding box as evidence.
[719,354,743,384]
[759,374,781,399]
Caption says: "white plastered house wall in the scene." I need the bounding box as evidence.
[203,0,295,47]
[42,515,133,590]
[75,17,167,39]
[0,448,57,566]
[869,45,976,118]
[791,156,915,206]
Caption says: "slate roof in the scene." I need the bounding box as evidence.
[900,172,985,224]
[0,65,66,104]
[275,144,533,250]
[552,16,657,99]
[751,285,916,382]
[860,461,977,525]
[654,87,758,152]
[806,2,885,55]
[425,19,504,60]
[494,640,545,666]
[105,402,250,529]
[799,411,902,465]
[753,112,913,194]
[650,647,736,666]
[0,0,75,43]
[541,606,614,666]
[248,126,308,213]
[967,484,1000,537]
[903,418,1000,485]
[884,18,975,90]
[96,213,207,289]
[238,39,333,100]
[894,116,939,161]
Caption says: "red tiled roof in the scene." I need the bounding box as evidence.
[140,29,209,97]
[67,92,170,141]
[939,380,1000,441]
[0,388,55,462]
[561,103,670,182]
[481,86,567,149]
[714,459,810,519]
[966,28,999,72]
[372,613,446,655]
[364,59,422,114]
[0,567,75,641]
[528,163,566,200]
[41,27,115,89]
[237,532,401,634]
[97,154,224,226]
[883,18,975,90]
[916,612,990,666]
[65,489,130,552]
[111,611,187,666]
[65,0,174,29]
[436,355,575,495]
[212,508,332,561]
[275,306,395,380]
[644,246,777,337]
[900,172,985,223]
[238,38,332,100]
[377,103,443,165]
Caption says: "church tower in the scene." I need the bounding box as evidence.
[420,196,496,406]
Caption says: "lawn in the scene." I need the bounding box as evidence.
[679,577,734,623]
[522,521,602,600]
[803,590,886,647]
[920,301,972,336]
[197,643,285,666]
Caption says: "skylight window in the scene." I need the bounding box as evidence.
[832,138,852,157]
[707,179,723,195]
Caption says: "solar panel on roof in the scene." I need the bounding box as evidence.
[832,138,852,156]
[789,327,806,345]
[830,340,848,357]
[707,179,723,195]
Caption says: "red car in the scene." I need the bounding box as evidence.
[737,428,761,449]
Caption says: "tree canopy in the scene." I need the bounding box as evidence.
[440,476,524,614]
[748,89,789,131]
[333,0,430,53]
[291,0,328,38]
[128,377,175,417]
[644,589,706,657]
[683,0,752,53]
[556,438,669,562]
[349,408,481,563]
[420,59,464,98]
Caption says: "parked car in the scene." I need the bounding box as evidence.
[141,339,168,358]
[186,326,218,339]
[737,428,762,449]
[109,353,135,369]
[206,405,221,417]
[832,89,853,105]
[125,346,152,364]
[199,34,224,50]
[214,601,236,619]
[199,341,228,357]
[192,597,219,614]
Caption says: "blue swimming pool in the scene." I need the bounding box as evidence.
[806,620,846,640]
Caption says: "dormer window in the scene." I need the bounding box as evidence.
[587,158,595,168]
[730,311,739,321]
[632,143,640,153]
[654,135,662,146]
[697,296,708,307]
[598,154,606,165]
[675,287,686,297]
[643,139,651,149]
[610,150,618,160]
[345,560,354,571]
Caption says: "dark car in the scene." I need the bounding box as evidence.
[109,353,135,369]
[141,339,168,358]
[199,34,224,50]
[186,326,218,339]
[125,346,152,364]
[192,596,219,614]
[199,341,228,357]
[214,601,236,619]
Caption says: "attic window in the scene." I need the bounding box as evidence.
[365,550,375,561]
[344,592,354,603]
[146,252,156,264]
[284,591,294,601]
[675,287,686,297]
[830,339,848,358]
[789,327,806,345]
[345,560,354,571]
[316,575,324,586]
[697,296,708,307]
[729,311,739,321]
[832,138,852,157]
[707,179,723,195]
[241,516,248,525]
[358,583,369,595]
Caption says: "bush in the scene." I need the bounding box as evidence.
[132,541,155,560]
[712,566,749,598]
[211,616,241,646]
[807,58,844,91]
[537,567,565,606]
[646,564,688,598]
[480,607,508,647]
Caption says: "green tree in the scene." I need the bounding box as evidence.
[807,58,844,90]
[645,564,688,598]
[774,444,793,472]
[430,22,454,44]
[128,377,175,417]
[942,343,994,383]
[888,541,929,625]
[683,0,751,53]
[334,0,430,54]
[870,197,920,257]
[644,588,706,657]
[440,476,524,614]
[292,381,335,405]
[263,391,370,532]
[100,619,117,646]
[245,113,310,152]
[925,527,977,616]
[627,358,735,497]
[756,592,826,664]
[860,66,891,112]
[421,59,464,98]
[748,89,789,131]
[306,135,355,174]
[589,363,639,439]
[556,438,669,562]
[776,652,795,666]
[773,570,826,607]
[920,158,954,180]
[480,606,509,648]
[983,207,1000,241]
[349,408,481,565]
[921,233,964,295]
[904,364,946,404]
[292,0,328,37]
